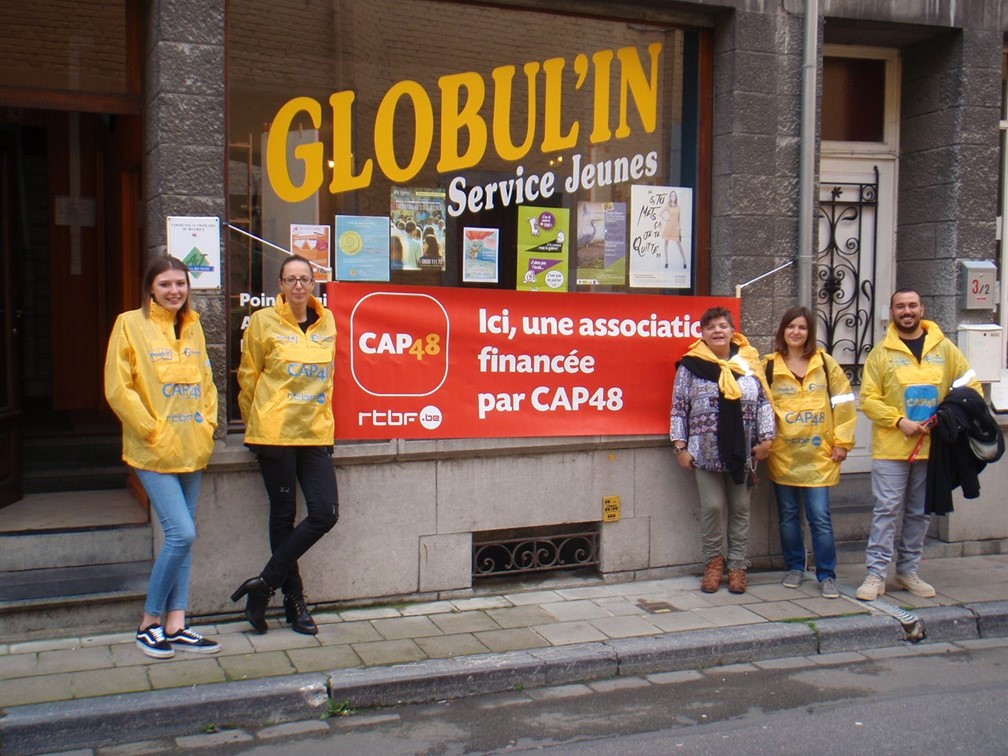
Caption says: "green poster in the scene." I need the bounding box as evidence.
[516,206,570,292]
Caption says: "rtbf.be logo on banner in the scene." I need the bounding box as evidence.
[329,283,737,440]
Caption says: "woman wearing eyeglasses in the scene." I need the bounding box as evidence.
[232,254,339,635]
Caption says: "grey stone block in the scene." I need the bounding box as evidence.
[327,650,546,708]
[966,600,1008,638]
[607,623,817,677]
[527,642,619,685]
[913,606,980,642]
[0,674,329,755]
[812,613,905,654]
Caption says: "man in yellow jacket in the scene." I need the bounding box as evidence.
[856,289,981,600]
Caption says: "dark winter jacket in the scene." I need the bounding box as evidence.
[925,387,1005,515]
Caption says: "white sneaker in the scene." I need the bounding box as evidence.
[895,572,936,598]
[855,574,886,601]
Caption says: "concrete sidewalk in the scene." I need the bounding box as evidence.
[2,552,1008,754]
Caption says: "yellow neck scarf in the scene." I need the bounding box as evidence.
[683,338,753,401]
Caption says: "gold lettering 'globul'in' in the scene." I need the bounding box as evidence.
[266,43,663,202]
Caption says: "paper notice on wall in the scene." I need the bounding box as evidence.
[167,216,221,289]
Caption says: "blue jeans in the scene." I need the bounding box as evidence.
[135,468,202,617]
[773,483,837,582]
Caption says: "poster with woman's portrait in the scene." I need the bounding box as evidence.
[629,186,692,289]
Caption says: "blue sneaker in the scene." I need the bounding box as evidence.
[136,625,174,659]
[164,627,221,654]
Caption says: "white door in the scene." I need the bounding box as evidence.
[818,157,897,472]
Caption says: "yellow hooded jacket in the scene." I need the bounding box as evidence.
[764,349,857,487]
[860,320,981,461]
[104,302,218,473]
[238,295,336,446]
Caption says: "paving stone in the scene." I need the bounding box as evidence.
[654,591,717,610]
[745,582,814,602]
[9,637,82,654]
[860,642,959,659]
[317,620,383,645]
[401,600,457,616]
[430,610,499,634]
[352,639,428,666]
[474,691,532,709]
[339,607,402,621]
[246,631,321,653]
[0,673,70,707]
[792,596,865,617]
[704,662,758,675]
[555,586,615,600]
[692,605,768,627]
[415,633,491,659]
[809,651,867,666]
[954,637,1008,650]
[531,621,607,646]
[589,615,662,639]
[647,611,718,633]
[473,628,548,652]
[175,730,254,749]
[147,658,227,689]
[81,632,135,648]
[287,644,363,673]
[329,712,401,729]
[502,589,564,606]
[540,600,614,622]
[256,720,330,739]
[371,616,444,641]
[450,596,513,611]
[745,600,815,622]
[218,650,296,680]
[0,650,40,679]
[753,656,818,671]
[36,646,115,675]
[312,611,343,626]
[68,666,151,698]
[486,605,557,628]
[592,596,649,616]
[813,614,904,654]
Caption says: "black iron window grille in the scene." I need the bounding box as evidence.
[473,524,599,578]
[816,166,880,386]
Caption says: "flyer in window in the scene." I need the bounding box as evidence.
[167,216,220,289]
[629,185,692,289]
[290,223,332,281]
[462,227,500,283]
[516,206,570,292]
[334,215,391,282]
[390,187,446,271]
[575,201,627,286]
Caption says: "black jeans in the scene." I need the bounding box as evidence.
[255,445,339,594]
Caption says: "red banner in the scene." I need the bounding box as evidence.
[328,282,738,439]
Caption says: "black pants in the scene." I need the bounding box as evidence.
[255,445,339,594]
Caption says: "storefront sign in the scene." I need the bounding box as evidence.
[328,282,738,439]
[266,43,663,202]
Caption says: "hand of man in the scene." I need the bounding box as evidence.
[897,417,930,436]
[831,446,849,462]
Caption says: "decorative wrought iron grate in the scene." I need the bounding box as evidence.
[816,166,880,386]
[473,525,599,578]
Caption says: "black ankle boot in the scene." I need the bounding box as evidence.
[283,592,318,635]
[230,576,273,634]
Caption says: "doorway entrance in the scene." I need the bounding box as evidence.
[0,109,143,505]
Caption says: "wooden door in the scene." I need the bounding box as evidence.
[0,139,23,506]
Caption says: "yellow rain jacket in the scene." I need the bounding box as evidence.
[238,294,336,446]
[860,320,981,461]
[764,349,857,487]
[104,302,218,473]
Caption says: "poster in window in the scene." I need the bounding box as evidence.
[167,216,220,290]
[575,201,627,286]
[629,186,692,289]
[390,187,446,271]
[462,227,500,283]
[334,215,391,282]
[517,206,570,292]
[290,223,332,281]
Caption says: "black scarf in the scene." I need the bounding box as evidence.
[678,355,748,485]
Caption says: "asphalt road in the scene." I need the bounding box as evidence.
[236,644,1008,755]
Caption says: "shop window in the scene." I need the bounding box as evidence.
[226,0,709,424]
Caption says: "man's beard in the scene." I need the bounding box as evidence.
[894,317,921,335]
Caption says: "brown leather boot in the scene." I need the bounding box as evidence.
[728,568,747,594]
[700,555,725,593]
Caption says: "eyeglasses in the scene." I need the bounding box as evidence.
[281,276,314,287]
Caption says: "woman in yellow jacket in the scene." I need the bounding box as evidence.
[104,256,220,659]
[764,306,856,599]
[231,254,338,635]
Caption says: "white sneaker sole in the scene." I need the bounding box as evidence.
[136,640,174,659]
